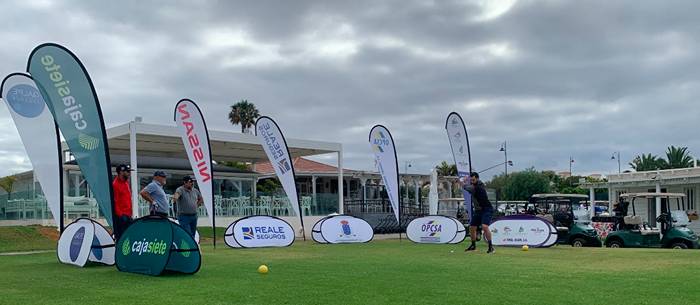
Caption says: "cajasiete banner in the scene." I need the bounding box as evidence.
[1,73,63,231]
[116,216,200,275]
[255,116,304,236]
[445,112,473,221]
[173,99,215,246]
[369,125,400,223]
[27,43,115,226]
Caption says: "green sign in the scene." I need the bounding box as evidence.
[116,217,200,275]
[27,43,114,225]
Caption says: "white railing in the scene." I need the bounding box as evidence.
[608,167,700,183]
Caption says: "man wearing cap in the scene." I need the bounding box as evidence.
[173,175,203,238]
[140,170,170,217]
[112,164,133,240]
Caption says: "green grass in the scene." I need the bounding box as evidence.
[0,226,57,253]
[1,236,700,305]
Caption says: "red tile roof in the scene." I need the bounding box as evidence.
[254,157,354,175]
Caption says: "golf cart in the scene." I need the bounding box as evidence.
[526,194,602,247]
[605,193,698,249]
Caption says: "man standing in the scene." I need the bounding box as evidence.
[461,172,495,254]
[140,171,169,217]
[112,164,133,240]
[173,175,203,238]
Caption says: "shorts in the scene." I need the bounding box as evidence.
[470,207,493,227]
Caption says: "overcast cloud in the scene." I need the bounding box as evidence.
[1,0,700,179]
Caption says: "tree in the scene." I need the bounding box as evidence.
[629,153,663,172]
[485,172,508,198]
[0,175,17,199]
[228,100,260,134]
[256,178,282,195]
[500,168,551,200]
[661,146,694,169]
[218,161,250,171]
[435,161,457,176]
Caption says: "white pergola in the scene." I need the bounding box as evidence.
[103,118,344,217]
[581,167,700,220]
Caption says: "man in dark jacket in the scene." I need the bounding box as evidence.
[461,172,495,254]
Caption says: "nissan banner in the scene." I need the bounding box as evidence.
[173,99,215,242]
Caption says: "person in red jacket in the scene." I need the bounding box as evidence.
[113,164,133,240]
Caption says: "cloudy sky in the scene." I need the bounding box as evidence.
[1,0,699,180]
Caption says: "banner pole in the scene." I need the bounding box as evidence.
[57,124,64,233]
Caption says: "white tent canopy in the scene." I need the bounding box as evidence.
[63,119,344,218]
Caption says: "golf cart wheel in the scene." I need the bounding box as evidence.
[607,240,623,248]
[571,238,586,248]
[671,242,689,249]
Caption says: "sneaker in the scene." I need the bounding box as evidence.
[465,244,476,252]
[487,246,495,254]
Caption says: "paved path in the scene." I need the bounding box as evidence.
[0,250,53,256]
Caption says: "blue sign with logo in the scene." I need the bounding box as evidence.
[69,227,86,262]
[242,227,254,240]
[5,84,45,118]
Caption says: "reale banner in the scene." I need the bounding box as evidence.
[224,216,295,248]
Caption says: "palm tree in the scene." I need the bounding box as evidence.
[0,175,17,199]
[435,161,457,176]
[629,153,663,172]
[661,146,694,169]
[228,100,260,134]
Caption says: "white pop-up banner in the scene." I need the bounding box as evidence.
[1,73,63,230]
[312,215,374,244]
[57,218,115,266]
[369,125,400,223]
[489,215,558,247]
[445,112,473,220]
[406,215,466,244]
[224,216,295,248]
[255,116,304,231]
[173,99,215,244]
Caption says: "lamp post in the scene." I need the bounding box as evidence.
[478,160,514,174]
[569,156,575,176]
[611,152,621,173]
[499,141,508,176]
[404,161,412,201]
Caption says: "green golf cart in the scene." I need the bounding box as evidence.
[605,193,698,249]
[527,194,602,247]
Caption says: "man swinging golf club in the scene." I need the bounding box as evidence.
[460,172,495,254]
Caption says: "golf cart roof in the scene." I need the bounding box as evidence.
[619,193,686,199]
[531,194,590,199]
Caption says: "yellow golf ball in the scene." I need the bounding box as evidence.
[258,265,269,274]
[522,245,529,251]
